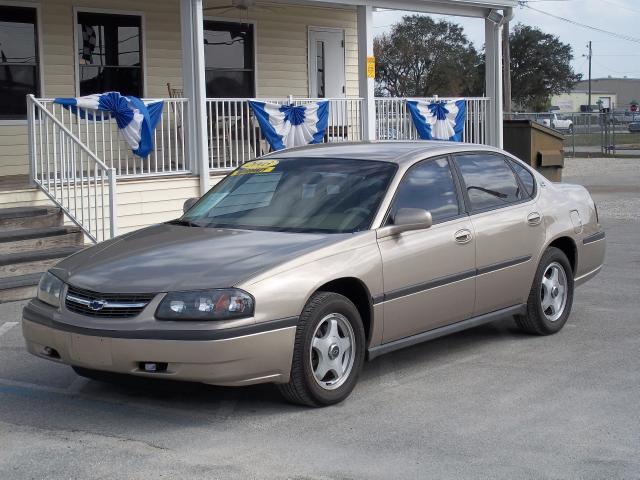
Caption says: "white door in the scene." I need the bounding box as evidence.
[309,28,345,98]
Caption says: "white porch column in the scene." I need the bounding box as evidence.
[180,0,209,195]
[485,17,504,148]
[357,5,376,141]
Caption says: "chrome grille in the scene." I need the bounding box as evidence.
[65,285,155,318]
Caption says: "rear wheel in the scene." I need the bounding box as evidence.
[278,292,365,407]
[515,247,574,335]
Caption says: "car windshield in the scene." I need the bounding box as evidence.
[181,157,398,233]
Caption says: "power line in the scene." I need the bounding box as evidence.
[523,4,640,44]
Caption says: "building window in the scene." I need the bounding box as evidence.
[77,12,143,97]
[316,41,325,98]
[0,6,40,119]
[204,21,255,98]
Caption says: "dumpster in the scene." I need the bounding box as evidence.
[503,120,565,182]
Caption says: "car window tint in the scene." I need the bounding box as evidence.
[390,157,460,223]
[508,158,536,198]
[184,158,397,233]
[454,153,521,211]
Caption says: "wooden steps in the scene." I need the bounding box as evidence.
[0,206,62,230]
[0,207,85,303]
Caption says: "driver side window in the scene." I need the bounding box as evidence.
[389,157,461,224]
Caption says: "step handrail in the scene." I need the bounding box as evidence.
[27,94,118,244]
[28,95,110,170]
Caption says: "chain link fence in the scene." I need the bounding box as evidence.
[505,112,640,157]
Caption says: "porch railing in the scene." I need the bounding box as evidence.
[206,97,364,171]
[35,98,191,178]
[27,95,117,243]
[375,97,491,145]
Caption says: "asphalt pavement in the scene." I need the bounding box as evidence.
[0,157,638,479]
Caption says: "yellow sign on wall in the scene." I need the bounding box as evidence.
[367,56,376,79]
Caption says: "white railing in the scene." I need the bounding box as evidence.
[27,95,117,243]
[34,98,190,177]
[375,97,491,145]
[206,97,364,171]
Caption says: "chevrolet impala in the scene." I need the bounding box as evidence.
[22,142,606,406]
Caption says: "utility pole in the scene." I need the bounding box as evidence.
[502,20,512,118]
[587,41,592,111]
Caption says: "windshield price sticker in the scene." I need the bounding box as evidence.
[232,160,280,175]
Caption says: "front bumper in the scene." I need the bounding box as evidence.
[22,300,297,386]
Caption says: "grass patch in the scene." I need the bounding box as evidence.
[564,132,640,148]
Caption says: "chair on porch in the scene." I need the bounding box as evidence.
[208,102,268,168]
[167,83,184,99]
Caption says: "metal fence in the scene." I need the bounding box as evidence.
[206,97,364,171]
[507,111,640,157]
[35,98,191,177]
[27,95,117,243]
[375,97,491,145]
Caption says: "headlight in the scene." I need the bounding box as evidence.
[156,289,254,321]
[37,272,64,308]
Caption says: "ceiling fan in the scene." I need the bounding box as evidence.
[204,0,276,16]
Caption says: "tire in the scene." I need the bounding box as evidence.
[515,247,574,335]
[568,124,574,134]
[278,292,366,407]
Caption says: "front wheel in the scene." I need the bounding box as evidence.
[278,292,365,407]
[515,247,574,335]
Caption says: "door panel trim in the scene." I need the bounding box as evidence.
[368,304,526,360]
[476,255,532,276]
[374,256,531,306]
[376,269,476,305]
[583,231,605,245]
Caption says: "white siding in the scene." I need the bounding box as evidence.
[0,0,359,177]
[0,175,226,237]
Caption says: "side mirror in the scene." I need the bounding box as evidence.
[378,208,433,238]
[183,197,199,214]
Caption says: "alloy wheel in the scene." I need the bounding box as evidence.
[540,261,568,322]
[310,313,356,391]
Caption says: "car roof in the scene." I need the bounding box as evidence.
[263,141,500,167]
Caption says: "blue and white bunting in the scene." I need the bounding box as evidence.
[248,101,330,151]
[54,92,164,158]
[406,99,466,142]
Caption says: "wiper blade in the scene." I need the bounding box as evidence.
[167,219,201,228]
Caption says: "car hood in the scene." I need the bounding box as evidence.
[51,224,349,294]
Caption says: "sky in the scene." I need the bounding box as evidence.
[373,0,640,80]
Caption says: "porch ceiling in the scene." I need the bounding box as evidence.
[253,0,517,18]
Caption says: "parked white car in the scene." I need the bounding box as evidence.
[538,113,574,133]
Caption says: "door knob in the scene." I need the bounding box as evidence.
[454,229,473,244]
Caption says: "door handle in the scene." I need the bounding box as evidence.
[527,212,542,226]
[454,229,473,244]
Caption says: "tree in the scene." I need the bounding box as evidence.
[374,16,483,97]
[509,24,581,112]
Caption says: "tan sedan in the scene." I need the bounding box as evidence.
[23,142,606,406]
